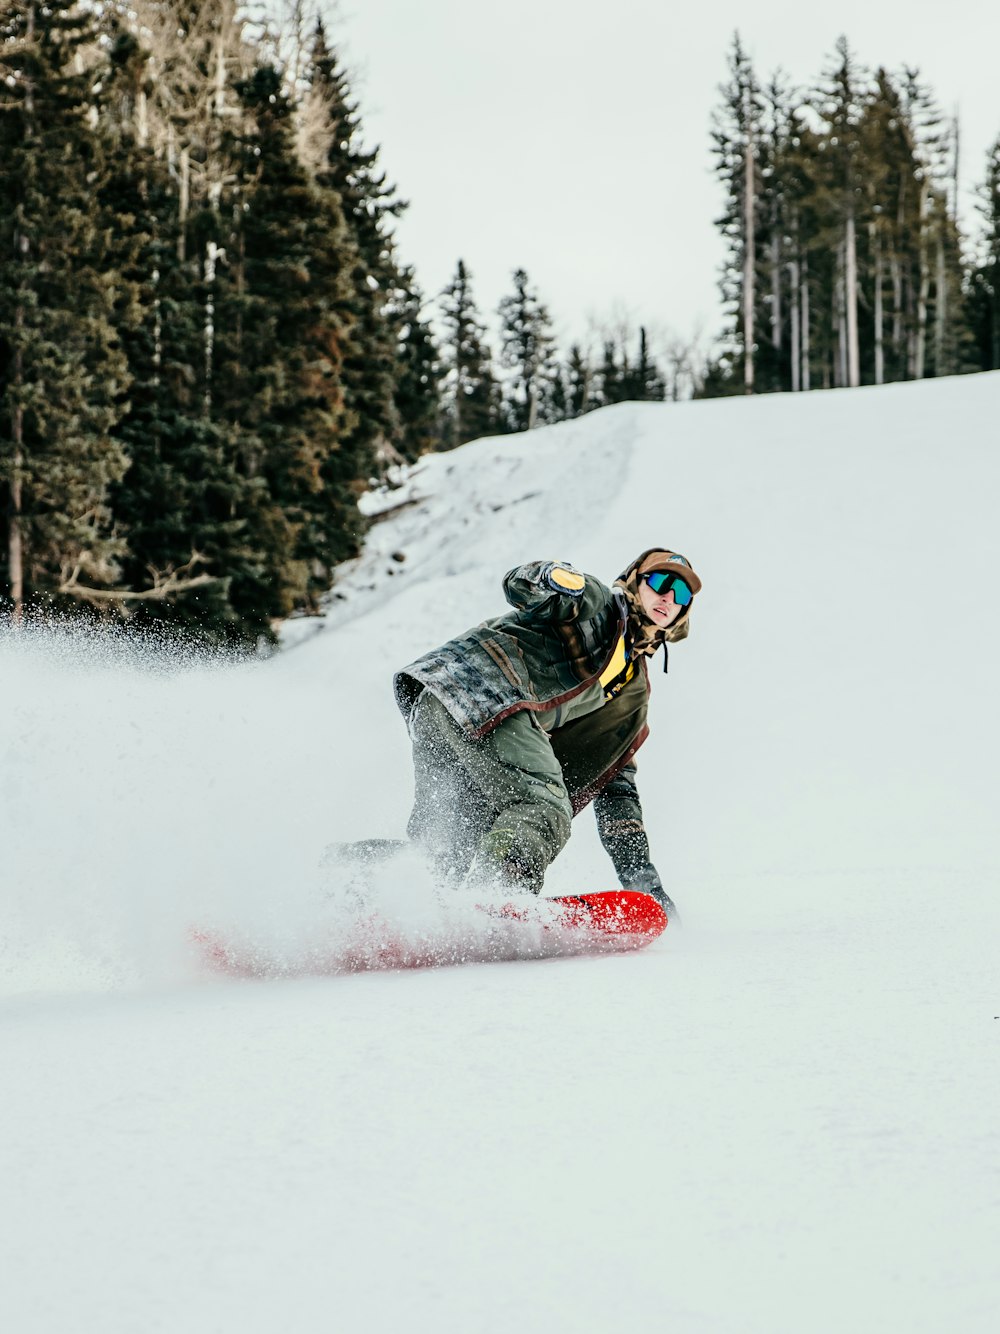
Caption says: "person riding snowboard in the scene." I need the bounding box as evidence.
[393,547,701,919]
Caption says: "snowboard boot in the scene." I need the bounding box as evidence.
[647,886,680,924]
[626,864,680,924]
[469,828,543,894]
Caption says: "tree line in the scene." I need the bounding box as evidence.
[705,33,1000,394]
[1,0,442,644]
[437,259,698,448]
[3,11,998,644]
[0,1,686,644]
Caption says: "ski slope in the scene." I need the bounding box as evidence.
[2,374,999,1332]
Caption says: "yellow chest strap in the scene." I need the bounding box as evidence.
[599,634,634,696]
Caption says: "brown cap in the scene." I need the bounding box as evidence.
[631,548,702,595]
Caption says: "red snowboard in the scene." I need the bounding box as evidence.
[192,890,668,978]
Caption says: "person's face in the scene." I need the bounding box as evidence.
[637,574,684,628]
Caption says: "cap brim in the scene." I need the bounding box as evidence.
[636,551,702,595]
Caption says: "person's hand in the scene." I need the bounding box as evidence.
[625,862,679,923]
[543,562,585,594]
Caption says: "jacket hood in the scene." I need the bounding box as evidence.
[615,546,702,653]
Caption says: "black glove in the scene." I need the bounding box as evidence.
[624,862,679,923]
[543,562,586,595]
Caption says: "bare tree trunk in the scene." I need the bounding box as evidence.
[8,3,36,623]
[873,225,884,386]
[845,210,860,387]
[789,258,800,392]
[951,114,960,230]
[891,252,903,368]
[280,0,309,92]
[214,32,227,116]
[178,145,190,262]
[452,384,462,447]
[204,240,220,414]
[7,287,26,620]
[939,116,961,378]
[742,127,756,394]
[892,185,905,365]
[8,395,24,623]
[801,259,811,391]
[915,181,930,379]
[934,221,947,377]
[835,252,847,389]
[770,230,782,353]
[453,330,464,445]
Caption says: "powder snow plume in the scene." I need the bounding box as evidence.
[0,623,351,995]
[0,623,595,994]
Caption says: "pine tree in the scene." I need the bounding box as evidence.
[546,365,570,423]
[0,0,130,619]
[308,22,405,473]
[968,138,1000,370]
[772,102,823,390]
[712,33,764,393]
[816,38,866,388]
[619,328,666,400]
[439,260,500,448]
[100,19,241,638]
[597,340,625,405]
[497,268,559,432]
[564,345,594,416]
[860,67,966,382]
[753,73,796,392]
[392,272,442,462]
[857,69,910,384]
[707,37,975,397]
[90,0,274,642]
[2,3,444,639]
[210,63,359,626]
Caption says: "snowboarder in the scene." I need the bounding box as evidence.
[392,548,701,919]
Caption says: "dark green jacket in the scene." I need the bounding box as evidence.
[394,560,650,810]
[394,561,623,735]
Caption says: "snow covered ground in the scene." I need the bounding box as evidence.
[2,374,999,1331]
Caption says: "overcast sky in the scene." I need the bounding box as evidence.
[328,0,999,354]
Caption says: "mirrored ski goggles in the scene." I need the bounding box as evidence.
[641,571,693,605]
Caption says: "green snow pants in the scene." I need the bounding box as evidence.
[406,690,572,890]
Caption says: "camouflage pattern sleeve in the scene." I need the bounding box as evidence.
[593,762,662,891]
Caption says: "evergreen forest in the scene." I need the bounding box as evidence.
[707,34,1000,394]
[2,7,998,643]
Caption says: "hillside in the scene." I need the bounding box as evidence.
[2,375,998,1333]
